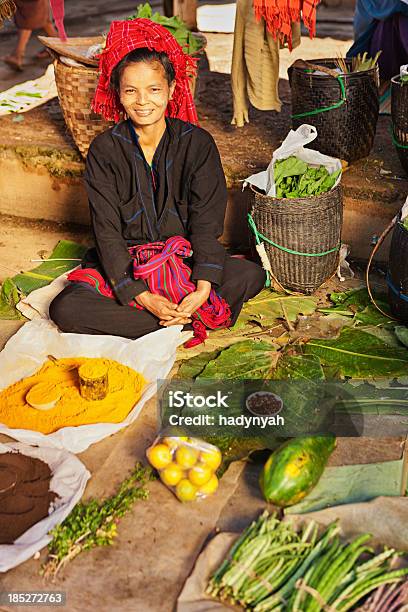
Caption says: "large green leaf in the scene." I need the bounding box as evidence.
[234,290,318,330]
[176,349,220,379]
[285,459,404,514]
[395,326,408,348]
[335,381,408,415]
[0,279,24,320]
[353,304,395,327]
[357,326,401,347]
[175,326,277,361]
[13,240,87,294]
[198,340,278,380]
[271,353,325,381]
[319,287,390,320]
[304,327,408,378]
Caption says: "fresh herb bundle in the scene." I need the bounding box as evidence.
[334,52,381,74]
[274,156,341,199]
[42,463,154,578]
[207,511,408,611]
[127,3,202,54]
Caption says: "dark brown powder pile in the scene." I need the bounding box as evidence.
[0,452,57,544]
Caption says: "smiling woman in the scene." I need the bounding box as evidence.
[49,19,265,347]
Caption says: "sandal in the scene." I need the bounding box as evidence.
[4,55,23,71]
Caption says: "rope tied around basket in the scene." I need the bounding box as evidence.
[290,60,347,120]
[391,124,408,149]
[247,213,341,294]
[248,214,341,257]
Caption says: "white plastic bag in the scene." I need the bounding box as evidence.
[0,319,188,453]
[17,269,76,320]
[401,194,408,223]
[244,124,342,196]
[0,441,90,572]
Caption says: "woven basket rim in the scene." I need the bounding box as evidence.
[54,58,98,74]
[249,182,342,205]
[41,32,207,67]
[290,58,379,81]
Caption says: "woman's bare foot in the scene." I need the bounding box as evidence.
[4,54,23,71]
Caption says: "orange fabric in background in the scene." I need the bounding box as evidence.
[252,0,320,50]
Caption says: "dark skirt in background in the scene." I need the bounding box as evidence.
[370,14,408,81]
[347,2,408,82]
[14,0,50,30]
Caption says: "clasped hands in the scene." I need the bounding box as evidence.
[135,280,211,326]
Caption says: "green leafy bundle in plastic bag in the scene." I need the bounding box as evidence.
[274,156,341,199]
[127,3,202,55]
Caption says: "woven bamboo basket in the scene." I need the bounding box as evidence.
[54,61,111,158]
[250,184,343,294]
[391,76,408,176]
[387,219,408,323]
[289,59,379,162]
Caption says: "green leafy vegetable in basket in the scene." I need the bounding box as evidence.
[274,156,341,199]
[127,3,202,55]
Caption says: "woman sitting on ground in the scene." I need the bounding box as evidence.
[50,19,265,346]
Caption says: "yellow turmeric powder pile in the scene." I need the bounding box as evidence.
[0,357,146,434]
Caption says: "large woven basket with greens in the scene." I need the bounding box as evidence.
[250,158,343,294]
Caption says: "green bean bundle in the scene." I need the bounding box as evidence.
[206,512,408,611]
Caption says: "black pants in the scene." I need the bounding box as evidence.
[49,256,266,339]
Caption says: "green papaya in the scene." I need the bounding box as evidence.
[259,435,336,507]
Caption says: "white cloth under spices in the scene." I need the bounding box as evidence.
[231,0,300,127]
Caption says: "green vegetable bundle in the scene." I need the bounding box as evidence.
[274,156,341,199]
[206,511,408,611]
[127,3,202,55]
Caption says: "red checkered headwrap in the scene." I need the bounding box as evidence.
[92,19,198,124]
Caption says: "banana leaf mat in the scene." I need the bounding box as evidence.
[0,240,87,320]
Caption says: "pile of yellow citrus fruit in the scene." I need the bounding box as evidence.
[146,436,222,502]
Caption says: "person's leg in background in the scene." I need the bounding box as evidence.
[35,18,58,59]
[4,28,31,70]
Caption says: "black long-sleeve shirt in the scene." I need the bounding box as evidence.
[83,118,227,306]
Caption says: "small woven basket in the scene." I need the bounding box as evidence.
[251,184,343,294]
[388,219,408,323]
[54,60,112,157]
[391,75,408,176]
[289,59,379,162]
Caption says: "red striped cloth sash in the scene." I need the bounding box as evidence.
[67,236,231,348]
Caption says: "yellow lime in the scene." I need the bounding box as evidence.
[200,448,222,471]
[160,462,184,487]
[188,464,213,487]
[198,474,219,497]
[147,444,172,470]
[175,445,199,469]
[175,479,198,503]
